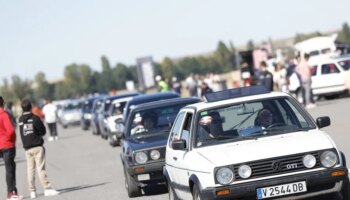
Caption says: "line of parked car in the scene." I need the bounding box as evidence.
[74,87,349,200]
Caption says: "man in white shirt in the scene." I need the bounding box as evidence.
[42,99,58,141]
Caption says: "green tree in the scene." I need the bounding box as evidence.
[337,22,350,43]
[0,78,15,102]
[160,57,175,79]
[247,40,255,51]
[33,72,52,101]
[99,55,112,91]
[214,41,235,72]
[79,64,93,95]
[11,75,32,100]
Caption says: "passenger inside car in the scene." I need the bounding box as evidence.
[131,111,158,135]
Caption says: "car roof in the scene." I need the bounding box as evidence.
[127,92,180,105]
[103,92,139,101]
[131,97,201,113]
[184,91,290,112]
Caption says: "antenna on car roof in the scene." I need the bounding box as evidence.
[204,86,269,103]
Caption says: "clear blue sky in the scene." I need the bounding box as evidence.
[1,0,349,81]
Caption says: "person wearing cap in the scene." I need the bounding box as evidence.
[155,75,169,92]
[0,96,23,200]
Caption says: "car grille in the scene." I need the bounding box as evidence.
[233,151,322,181]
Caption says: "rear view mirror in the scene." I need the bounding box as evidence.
[316,116,330,129]
[172,139,187,150]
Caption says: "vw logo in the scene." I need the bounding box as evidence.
[271,161,282,172]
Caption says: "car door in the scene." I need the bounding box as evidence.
[312,62,345,95]
[166,110,194,199]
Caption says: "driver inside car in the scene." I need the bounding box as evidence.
[131,111,158,135]
[255,108,273,128]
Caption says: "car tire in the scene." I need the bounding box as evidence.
[108,135,119,147]
[62,124,68,129]
[124,167,141,197]
[192,184,202,200]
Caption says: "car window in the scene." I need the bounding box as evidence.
[180,113,193,148]
[310,65,317,76]
[321,63,340,74]
[339,59,350,71]
[128,104,188,138]
[169,112,185,147]
[309,51,319,57]
[194,97,316,147]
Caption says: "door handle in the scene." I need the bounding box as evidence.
[173,157,178,161]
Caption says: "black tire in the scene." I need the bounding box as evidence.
[62,125,68,129]
[192,184,202,200]
[340,178,350,200]
[108,136,120,147]
[124,167,141,197]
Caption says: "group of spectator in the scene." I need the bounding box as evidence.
[240,54,316,109]
[0,97,59,200]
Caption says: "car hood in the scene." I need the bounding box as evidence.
[126,134,168,151]
[195,130,335,167]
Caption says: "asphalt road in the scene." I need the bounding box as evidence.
[0,97,350,200]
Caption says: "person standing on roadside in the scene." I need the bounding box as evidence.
[0,96,23,200]
[296,54,316,109]
[258,61,274,92]
[42,99,58,141]
[18,99,59,199]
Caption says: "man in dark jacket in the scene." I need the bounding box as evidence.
[18,99,59,198]
[258,61,274,92]
[0,96,22,200]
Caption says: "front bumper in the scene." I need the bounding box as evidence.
[201,167,348,200]
[126,160,166,185]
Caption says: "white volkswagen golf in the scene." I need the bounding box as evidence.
[164,86,349,200]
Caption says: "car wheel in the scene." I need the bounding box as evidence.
[62,124,68,129]
[108,136,119,147]
[124,167,141,197]
[192,184,202,200]
[168,181,178,200]
[340,178,350,200]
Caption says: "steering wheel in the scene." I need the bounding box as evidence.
[267,123,285,129]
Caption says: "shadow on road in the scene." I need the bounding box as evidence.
[57,182,111,194]
[142,184,168,196]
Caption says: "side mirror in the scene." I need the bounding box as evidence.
[172,139,187,150]
[115,118,125,138]
[316,116,330,129]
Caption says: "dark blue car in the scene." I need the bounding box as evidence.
[120,97,200,197]
[113,92,180,144]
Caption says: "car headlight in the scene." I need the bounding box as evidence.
[135,152,148,164]
[303,154,316,168]
[216,167,234,185]
[150,150,160,160]
[238,165,252,179]
[320,151,338,168]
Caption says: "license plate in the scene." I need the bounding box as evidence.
[257,181,307,199]
[137,174,150,181]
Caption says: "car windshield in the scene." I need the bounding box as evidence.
[82,100,93,112]
[64,101,82,111]
[127,104,189,138]
[338,59,350,70]
[194,97,316,147]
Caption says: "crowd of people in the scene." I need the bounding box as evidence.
[0,96,59,200]
[241,54,316,109]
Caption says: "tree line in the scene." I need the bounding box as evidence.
[1,22,350,104]
[0,40,237,103]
